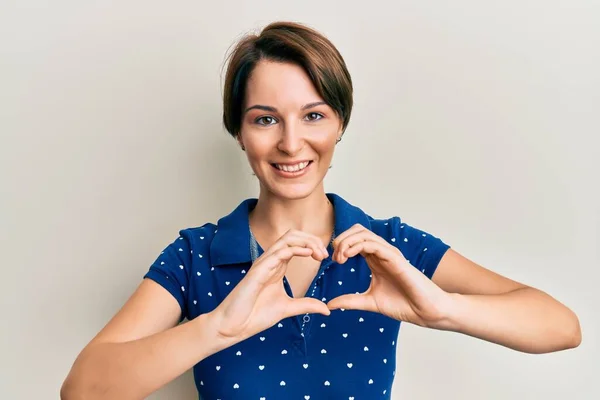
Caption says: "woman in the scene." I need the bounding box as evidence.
[61,21,581,400]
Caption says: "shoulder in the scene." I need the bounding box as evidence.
[176,223,218,246]
[150,223,218,273]
[366,214,451,278]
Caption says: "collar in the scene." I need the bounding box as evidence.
[209,193,372,267]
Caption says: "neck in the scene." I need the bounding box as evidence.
[249,184,335,244]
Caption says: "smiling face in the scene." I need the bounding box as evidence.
[238,60,342,200]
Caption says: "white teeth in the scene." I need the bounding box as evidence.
[275,161,309,172]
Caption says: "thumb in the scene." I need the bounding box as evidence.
[286,297,331,318]
[327,294,376,312]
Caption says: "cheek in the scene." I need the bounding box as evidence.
[311,135,337,155]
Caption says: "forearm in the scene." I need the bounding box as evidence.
[437,287,581,354]
[61,312,236,400]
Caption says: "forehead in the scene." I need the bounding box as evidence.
[245,60,323,105]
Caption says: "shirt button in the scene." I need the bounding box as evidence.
[303,315,310,323]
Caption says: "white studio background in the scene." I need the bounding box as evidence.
[1,1,598,399]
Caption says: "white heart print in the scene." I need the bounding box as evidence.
[303,364,309,369]
[259,365,265,370]
[324,381,330,386]
[347,363,353,368]
[233,383,239,389]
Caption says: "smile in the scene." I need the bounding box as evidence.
[270,160,313,178]
[273,161,310,172]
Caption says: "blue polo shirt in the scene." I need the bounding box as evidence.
[144,193,450,399]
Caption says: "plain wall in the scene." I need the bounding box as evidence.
[1,1,598,398]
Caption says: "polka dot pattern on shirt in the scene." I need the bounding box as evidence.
[143,193,450,399]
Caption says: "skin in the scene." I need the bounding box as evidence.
[238,60,341,244]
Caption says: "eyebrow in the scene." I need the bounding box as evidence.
[244,101,327,114]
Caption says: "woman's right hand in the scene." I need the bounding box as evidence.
[210,229,331,342]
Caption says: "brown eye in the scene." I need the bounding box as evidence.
[305,112,324,121]
[255,116,277,126]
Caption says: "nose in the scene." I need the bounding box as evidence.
[277,121,304,156]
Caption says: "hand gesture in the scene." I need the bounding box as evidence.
[327,224,450,328]
[212,229,331,341]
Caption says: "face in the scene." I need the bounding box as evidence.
[238,60,342,200]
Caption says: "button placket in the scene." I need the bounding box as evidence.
[299,268,327,338]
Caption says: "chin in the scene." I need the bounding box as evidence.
[255,161,328,200]
[263,181,321,201]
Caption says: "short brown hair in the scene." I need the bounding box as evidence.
[222,21,353,137]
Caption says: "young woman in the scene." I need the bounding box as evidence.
[61,21,581,400]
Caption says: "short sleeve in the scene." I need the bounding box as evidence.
[389,217,450,279]
[143,230,192,321]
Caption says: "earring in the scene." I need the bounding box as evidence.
[241,145,245,151]
[336,136,342,144]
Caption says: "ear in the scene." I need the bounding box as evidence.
[236,134,245,151]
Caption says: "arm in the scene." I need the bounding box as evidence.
[61,229,331,400]
[60,280,237,400]
[432,249,582,354]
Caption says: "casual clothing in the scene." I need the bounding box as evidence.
[144,193,451,399]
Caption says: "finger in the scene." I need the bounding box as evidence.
[285,297,331,318]
[252,246,314,281]
[343,240,397,264]
[335,230,390,264]
[268,230,329,259]
[327,293,377,312]
[332,223,365,249]
[265,235,326,261]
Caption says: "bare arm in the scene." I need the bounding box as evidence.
[61,230,331,400]
[60,280,237,400]
[432,249,581,354]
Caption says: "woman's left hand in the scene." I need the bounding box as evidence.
[327,224,452,328]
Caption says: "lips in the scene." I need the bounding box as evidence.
[270,160,313,177]
[272,161,311,172]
